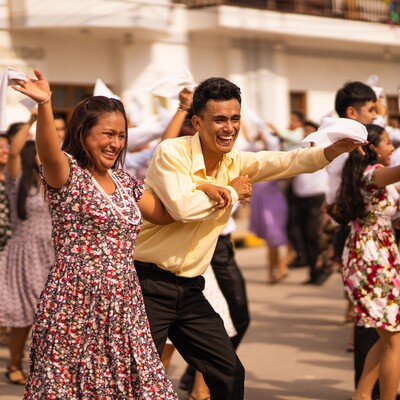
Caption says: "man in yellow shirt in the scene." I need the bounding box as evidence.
[134,77,360,400]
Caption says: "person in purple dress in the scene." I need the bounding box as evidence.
[249,179,289,283]
[11,69,235,399]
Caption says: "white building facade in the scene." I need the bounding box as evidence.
[1,0,400,130]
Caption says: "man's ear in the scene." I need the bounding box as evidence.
[346,106,358,120]
[191,115,201,131]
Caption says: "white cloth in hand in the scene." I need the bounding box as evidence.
[0,67,29,133]
[301,117,368,148]
[93,78,120,100]
[149,66,196,99]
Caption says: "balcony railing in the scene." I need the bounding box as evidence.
[175,0,399,25]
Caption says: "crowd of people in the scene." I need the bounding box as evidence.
[0,66,399,400]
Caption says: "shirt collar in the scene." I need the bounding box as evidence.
[191,132,236,175]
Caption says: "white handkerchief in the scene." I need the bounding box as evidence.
[0,67,29,133]
[366,75,384,99]
[301,117,368,148]
[93,79,120,100]
[149,66,197,99]
[19,97,37,112]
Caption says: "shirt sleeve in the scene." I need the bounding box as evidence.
[239,147,330,182]
[145,141,235,223]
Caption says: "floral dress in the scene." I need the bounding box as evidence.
[0,179,11,251]
[342,164,400,332]
[0,175,53,327]
[24,155,177,399]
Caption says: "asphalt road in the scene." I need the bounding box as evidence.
[0,241,358,400]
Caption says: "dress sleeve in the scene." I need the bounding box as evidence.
[361,164,386,202]
[40,153,81,203]
[116,169,144,203]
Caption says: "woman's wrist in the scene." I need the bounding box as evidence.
[37,91,52,105]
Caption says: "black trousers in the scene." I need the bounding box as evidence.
[210,234,250,349]
[135,261,245,400]
[288,192,325,281]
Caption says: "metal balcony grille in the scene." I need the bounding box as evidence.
[174,0,400,25]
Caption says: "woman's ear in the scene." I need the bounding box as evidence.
[369,143,377,154]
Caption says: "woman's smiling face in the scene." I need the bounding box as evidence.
[84,112,126,175]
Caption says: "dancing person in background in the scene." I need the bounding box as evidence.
[327,80,386,399]
[0,110,53,386]
[0,132,12,347]
[331,124,400,400]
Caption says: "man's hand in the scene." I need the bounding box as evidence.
[230,175,253,200]
[179,87,193,110]
[324,138,367,162]
[197,184,232,209]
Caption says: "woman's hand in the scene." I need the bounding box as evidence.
[11,69,51,104]
[198,184,232,209]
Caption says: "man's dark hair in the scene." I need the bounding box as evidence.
[192,77,241,117]
[335,81,377,118]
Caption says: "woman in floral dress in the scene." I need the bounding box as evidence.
[0,111,54,386]
[0,134,12,347]
[11,70,178,399]
[12,69,230,399]
[332,124,400,400]
[0,133,11,251]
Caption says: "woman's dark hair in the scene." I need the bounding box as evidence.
[330,124,385,224]
[0,133,9,143]
[61,96,128,169]
[6,122,25,141]
[17,140,39,220]
[192,77,241,117]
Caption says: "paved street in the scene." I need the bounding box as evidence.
[170,244,355,400]
[0,241,356,400]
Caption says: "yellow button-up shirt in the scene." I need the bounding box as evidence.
[135,133,329,277]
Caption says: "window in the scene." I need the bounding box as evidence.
[51,84,94,121]
[290,91,306,116]
[386,94,399,128]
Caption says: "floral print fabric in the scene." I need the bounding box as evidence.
[342,164,400,332]
[0,179,11,251]
[23,155,177,399]
[0,175,53,327]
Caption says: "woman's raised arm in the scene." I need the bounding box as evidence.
[12,69,69,188]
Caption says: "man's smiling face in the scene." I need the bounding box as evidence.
[193,98,241,158]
